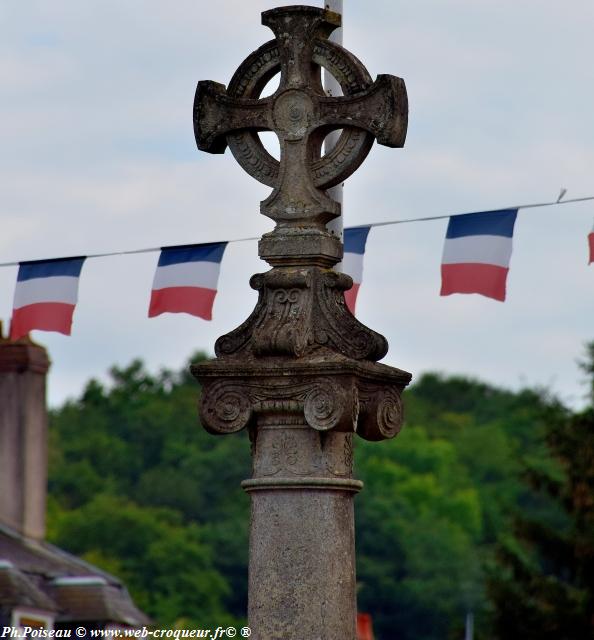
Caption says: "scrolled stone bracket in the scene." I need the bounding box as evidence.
[213,266,389,362]
[357,383,406,441]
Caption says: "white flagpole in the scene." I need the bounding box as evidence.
[323,0,344,243]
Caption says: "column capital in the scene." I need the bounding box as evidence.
[194,358,410,441]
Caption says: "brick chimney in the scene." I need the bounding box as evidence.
[0,321,50,540]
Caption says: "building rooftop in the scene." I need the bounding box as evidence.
[0,523,150,627]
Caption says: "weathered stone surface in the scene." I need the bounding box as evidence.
[213,268,389,361]
[195,360,409,441]
[192,6,411,639]
[246,477,359,639]
[194,5,408,251]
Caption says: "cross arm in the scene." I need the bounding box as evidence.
[318,74,408,148]
[194,80,273,154]
[262,6,340,90]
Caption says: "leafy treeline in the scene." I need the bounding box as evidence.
[47,349,594,639]
[487,345,594,640]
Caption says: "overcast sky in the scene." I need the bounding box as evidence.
[1,0,593,409]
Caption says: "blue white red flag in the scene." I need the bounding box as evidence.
[440,209,518,302]
[148,242,227,320]
[10,257,86,340]
[342,226,371,314]
[588,222,594,264]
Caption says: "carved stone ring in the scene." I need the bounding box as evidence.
[225,38,375,192]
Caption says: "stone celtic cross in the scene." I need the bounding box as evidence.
[192,6,412,640]
[194,5,407,265]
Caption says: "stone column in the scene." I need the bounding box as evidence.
[194,270,410,640]
[0,324,50,541]
[192,6,411,639]
[244,424,360,638]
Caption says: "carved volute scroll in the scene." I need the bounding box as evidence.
[193,5,412,445]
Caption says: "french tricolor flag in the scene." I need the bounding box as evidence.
[148,242,227,320]
[440,209,518,302]
[588,223,594,264]
[10,257,86,340]
[342,226,371,314]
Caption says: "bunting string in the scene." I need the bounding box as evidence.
[3,194,594,341]
[1,194,593,269]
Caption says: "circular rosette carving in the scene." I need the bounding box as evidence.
[200,381,252,434]
[304,378,349,432]
[377,389,404,439]
[357,387,404,441]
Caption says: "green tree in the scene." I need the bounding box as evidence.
[488,344,594,639]
[356,372,558,639]
[356,427,483,640]
[46,352,577,638]
[51,494,231,627]
[48,354,249,627]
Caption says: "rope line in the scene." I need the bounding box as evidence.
[1,195,592,268]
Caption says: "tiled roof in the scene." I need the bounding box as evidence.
[50,579,147,626]
[0,560,55,611]
[0,524,150,627]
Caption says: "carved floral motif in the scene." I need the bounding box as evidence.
[270,432,299,471]
[214,267,387,362]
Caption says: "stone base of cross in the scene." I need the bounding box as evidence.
[192,6,411,639]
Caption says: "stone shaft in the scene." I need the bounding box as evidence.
[244,421,359,639]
